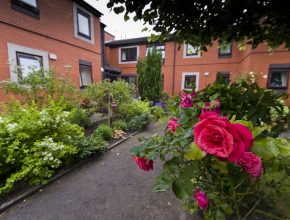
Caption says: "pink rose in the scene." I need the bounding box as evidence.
[194,189,209,209]
[180,91,197,108]
[133,157,153,171]
[194,112,254,163]
[202,99,221,114]
[238,152,263,177]
[167,118,181,133]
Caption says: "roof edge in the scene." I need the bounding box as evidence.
[74,0,103,17]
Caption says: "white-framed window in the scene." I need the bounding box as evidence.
[146,44,165,62]
[218,40,232,57]
[183,44,201,58]
[7,43,49,82]
[73,2,94,44]
[182,72,199,91]
[119,46,139,64]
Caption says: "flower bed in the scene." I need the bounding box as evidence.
[131,79,290,220]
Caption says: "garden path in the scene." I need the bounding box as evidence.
[0,122,181,220]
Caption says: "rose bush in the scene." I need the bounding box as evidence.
[131,80,290,220]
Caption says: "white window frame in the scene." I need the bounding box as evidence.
[182,72,200,91]
[118,46,139,64]
[183,43,201,58]
[73,2,94,44]
[7,43,49,82]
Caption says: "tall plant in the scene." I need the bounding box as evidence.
[137,47,162,102]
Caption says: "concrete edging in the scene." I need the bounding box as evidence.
[0,130,141,214]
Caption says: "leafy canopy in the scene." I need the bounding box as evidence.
[107,0,290,50]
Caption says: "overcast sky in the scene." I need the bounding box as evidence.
[84,0,151,40]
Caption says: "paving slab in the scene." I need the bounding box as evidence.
[0,123,180,220]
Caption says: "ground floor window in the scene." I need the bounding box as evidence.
[216,71,230,84]
[268,68,289,89]
[120,74,137,85]
[79,60,93,89]
[16,52,43,80]
[182,72,199,91]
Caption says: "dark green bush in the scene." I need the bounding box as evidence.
[76,135,108,159]
[69,108,91,128]
[128,114,150,131]
[112,120,128,131]
[93,124,113,141]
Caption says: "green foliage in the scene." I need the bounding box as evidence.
[82,79,135,113]
[137,48,163,101]
[93,124,113,141]
[0,100,84,195]
[128,114,150,131]
[1,68,80,109]
[107,0,290,49]
[76,135,108,159]
[112,120,128,131]
[117,99,151,121]
[197,79,288,137]
[130,79,290,219]
[69,108,91,128]
[150,105,166,119]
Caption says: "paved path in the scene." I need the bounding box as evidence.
[0,123,181,220]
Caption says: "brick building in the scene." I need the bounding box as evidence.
[105,37,290,105]
[0,0,105,101]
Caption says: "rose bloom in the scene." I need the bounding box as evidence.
[133,157,153,171]
[194,112,254,163]
[194,189,209,209]
[202,99,221,114]
[239,152,263,177]
[180,91,197,108]
[167,118,180,133]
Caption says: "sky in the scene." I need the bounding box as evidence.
[84,0,151,40]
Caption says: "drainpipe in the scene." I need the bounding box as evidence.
[172,41,177,96]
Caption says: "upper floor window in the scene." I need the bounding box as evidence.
[73,3,94,44]
[77,9,91,40]
[183,44,201,58]
[218,41,232,58]
[16,52,43,79]
[268,69,289,90]
[146,44,165,62]
[216,72,230,84]
[119,46,138,63]
[79,60,93,89]
[11,0,39,18]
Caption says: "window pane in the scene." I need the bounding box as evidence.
[216,72,230,84]
[17,54,42,78]
[186,44,198,56]
[121,48,137,61]
[219,42,231,54]
[80,67,92,86]
[146,45,165,60]
[269,71,288,87]
[185,76,196,89]
[20,0,37,7]
[78,12,90,36]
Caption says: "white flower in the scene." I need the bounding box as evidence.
[7,123,17,131]
[0,116,3,123]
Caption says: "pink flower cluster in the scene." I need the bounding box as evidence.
[194,112,262,177]
[167,117,181,133]
[180,91,197,108]
[194,189,209,209]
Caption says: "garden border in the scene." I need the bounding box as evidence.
[0,130,140,214]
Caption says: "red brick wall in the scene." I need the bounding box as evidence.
[104,31,115,42]
[106,40,290,104]
[0,0,102,101]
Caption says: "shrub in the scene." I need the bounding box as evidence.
[0,100,84,195]
[128,114,150,131]
[117,100,150,121]
[82,79,135,113]
[93,124,113,141]
[112,120,128,131]
[76,135,108,159]
[150,105,166,119]
[69,108,91,128]
[1,68,80,110]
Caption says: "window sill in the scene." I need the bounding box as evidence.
[218,54,232,58]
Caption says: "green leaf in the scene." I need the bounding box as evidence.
[172,178,191,200]
[252,125,271,137]
[124,14,130,21]
[234,120,253,130]
[211,159,228,174]
[184,143,206,160]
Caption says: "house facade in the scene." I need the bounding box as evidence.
[0,0,105,101]
[105,37,290,105]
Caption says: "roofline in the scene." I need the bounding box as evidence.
[105,31,115,38]
[74,0,103,17]
[105,35,178,47]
